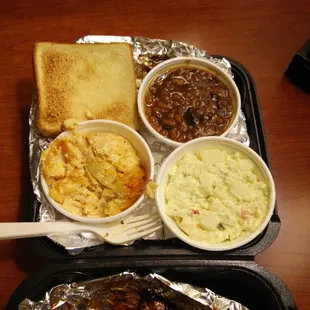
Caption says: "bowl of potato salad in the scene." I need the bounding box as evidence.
[156,137,275,251]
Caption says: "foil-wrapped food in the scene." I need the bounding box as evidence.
[19,272,248,310]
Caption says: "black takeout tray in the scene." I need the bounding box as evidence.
[8,55,297,310]
[22,56,281,261]
[7,260,297,310]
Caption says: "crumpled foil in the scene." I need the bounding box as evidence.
[19,272,248,310]
[29,35,250,255]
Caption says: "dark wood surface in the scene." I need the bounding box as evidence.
[0,0,309,309]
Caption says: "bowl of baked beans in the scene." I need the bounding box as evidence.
[137,57,241,147]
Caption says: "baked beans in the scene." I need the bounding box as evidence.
[144,67,234,142]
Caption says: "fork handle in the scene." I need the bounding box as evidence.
[0,222,94,240]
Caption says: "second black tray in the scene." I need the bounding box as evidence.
[7,260,296,310]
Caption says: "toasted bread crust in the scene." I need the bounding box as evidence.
[34,42,139,137]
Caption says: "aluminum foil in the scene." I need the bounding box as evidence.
[29,35,250,255]
[19,272,248,310]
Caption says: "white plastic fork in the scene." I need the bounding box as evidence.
[0,213,162,245]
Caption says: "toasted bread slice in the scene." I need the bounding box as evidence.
[33,42,139,137]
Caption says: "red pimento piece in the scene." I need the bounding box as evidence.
[191,209,200,215]
[241,209,251,219]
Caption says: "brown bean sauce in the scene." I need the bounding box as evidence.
[144,67,234,142]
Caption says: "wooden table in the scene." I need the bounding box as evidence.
[0,0,309,308]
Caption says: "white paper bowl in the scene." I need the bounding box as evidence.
[156,137,276,251]
[138,57,241,148]
[41,120,154,223]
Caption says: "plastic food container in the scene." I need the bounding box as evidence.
[40,120,154,224]
[25,55,280,261]
[137,57,241,148]
[156,137,276,251]
[7,263,296,310]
